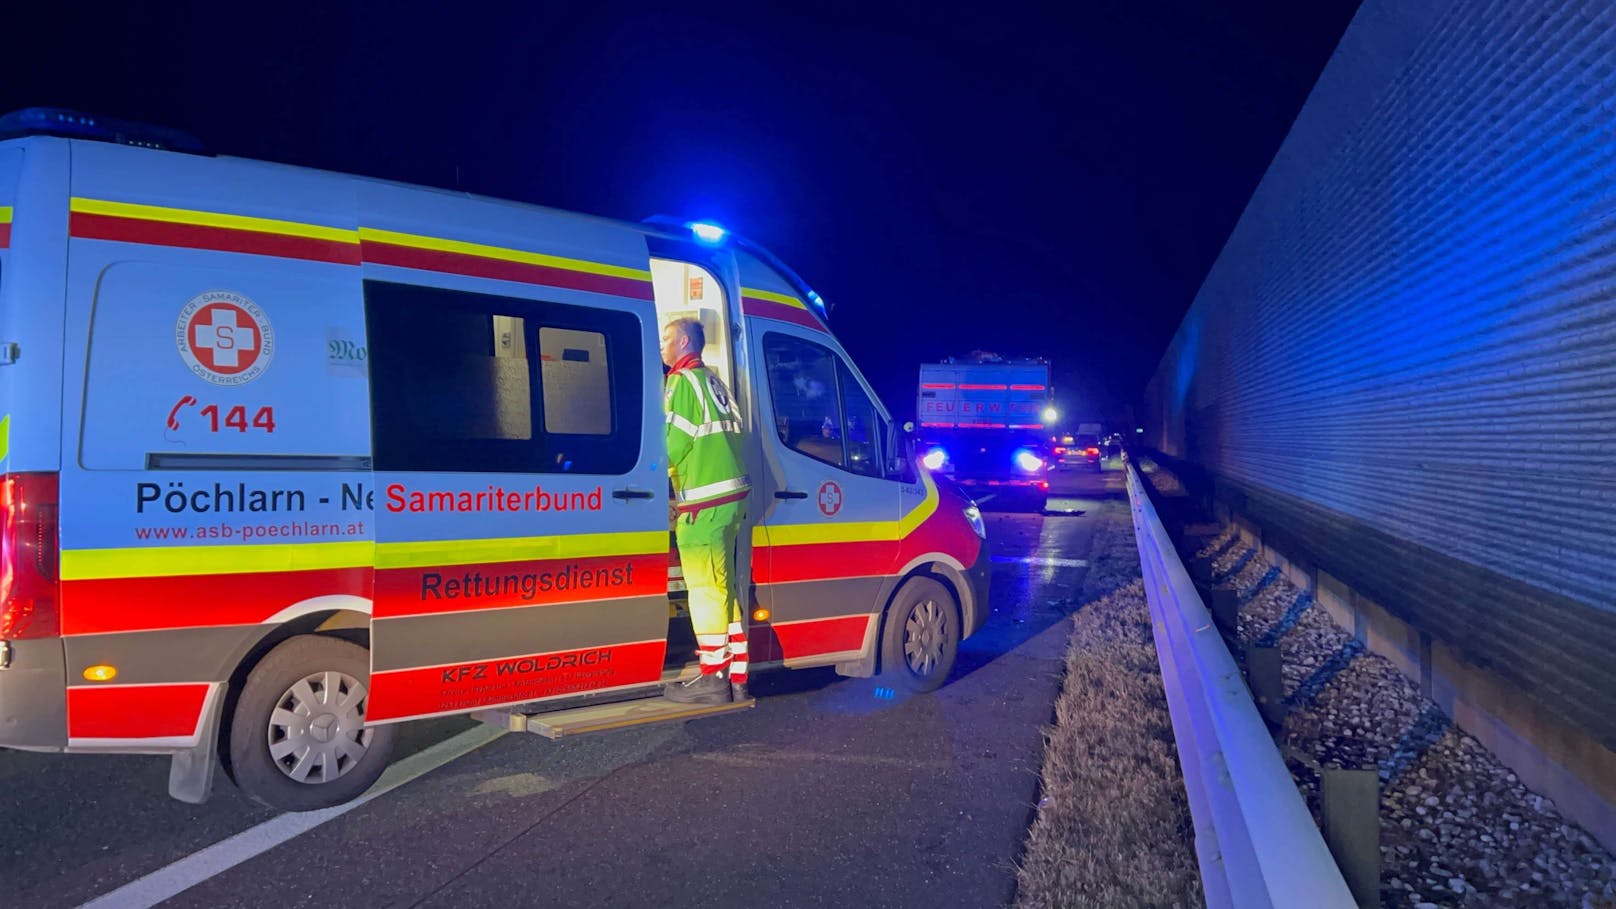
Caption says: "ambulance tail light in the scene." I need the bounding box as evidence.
[0,473,61,640]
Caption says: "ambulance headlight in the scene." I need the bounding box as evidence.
[963,503,986,539]
[921,447,948,471]
[1014,449,1045,472]
[1042,406,1058,423]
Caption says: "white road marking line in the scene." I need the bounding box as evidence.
[991,556,1090,569]
[694,748,950,770]
[78,724,506,909]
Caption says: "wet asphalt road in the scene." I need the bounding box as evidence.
[1,463,1128,909]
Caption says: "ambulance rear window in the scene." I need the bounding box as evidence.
[365,281,642,474]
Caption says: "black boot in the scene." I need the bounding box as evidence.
[664,672,732,705]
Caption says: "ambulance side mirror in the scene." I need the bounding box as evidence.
[889,421,918,481]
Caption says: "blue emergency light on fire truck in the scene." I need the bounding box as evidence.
[0,108,990,812]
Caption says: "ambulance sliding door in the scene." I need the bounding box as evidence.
[363,274,670,724]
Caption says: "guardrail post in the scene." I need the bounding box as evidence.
[1246,642,1285,727]
[1321,767,1380,908]
[1210,587,1239,632]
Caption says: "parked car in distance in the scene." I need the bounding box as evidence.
[1052,433,1102,470]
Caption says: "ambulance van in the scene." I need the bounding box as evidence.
[0,109,990,810]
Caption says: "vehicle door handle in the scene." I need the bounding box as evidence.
[612,487,656,500]
[774,490,808,500]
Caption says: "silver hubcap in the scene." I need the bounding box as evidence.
[904,598,947,676]
[267,670,372,785]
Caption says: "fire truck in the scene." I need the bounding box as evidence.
[0,109,991,810]
[915,352,1053,512]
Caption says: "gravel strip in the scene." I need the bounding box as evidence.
[1147,461,1616,907]
[1015,505,1203,908]
[1201,528,1616,907]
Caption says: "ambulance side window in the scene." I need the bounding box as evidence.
[366,281,642,474]
[838,361,884,478]
[763,332,888,477]
[763,334,845,468]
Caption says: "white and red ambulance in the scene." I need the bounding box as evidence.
[0,109,990,810]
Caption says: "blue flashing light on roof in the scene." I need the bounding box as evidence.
[0,107,208,155]
[640,213,832,323]
[688,221,727,244]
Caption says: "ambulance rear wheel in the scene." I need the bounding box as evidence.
[880,577,960,693]
[227,635,397,812]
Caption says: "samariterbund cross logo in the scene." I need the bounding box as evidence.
[176,291,274,385]
[817,480,843,516]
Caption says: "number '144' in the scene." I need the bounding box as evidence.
[199,405,276,433]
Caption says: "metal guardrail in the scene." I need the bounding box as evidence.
[1126,462,1356,909]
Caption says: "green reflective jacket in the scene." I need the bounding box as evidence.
[665,360,751,511]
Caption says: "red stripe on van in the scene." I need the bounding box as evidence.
[60,566,371,636]
[69,212,362,264]
[67,683,209,740]
[366,638,666,722]
[373,553,668,619]
[741,297,827,331]
[0,222,10,248]
[362,240,656,301]
[753,496,981,586]
[772,615,870,659]
[758,540,900,584]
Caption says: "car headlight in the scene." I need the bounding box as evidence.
[963,503,986,539]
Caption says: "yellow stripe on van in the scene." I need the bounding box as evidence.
[62,541,374,581]
[62,530,671,579]
[376,530,669,569]
[0,414,9,463]
[69,198,360,245]
[358,226,653,283]
[741,287,809,309]
[0,206,12,224]
[754,470,940,547]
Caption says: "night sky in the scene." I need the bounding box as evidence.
[7,0,1359,426]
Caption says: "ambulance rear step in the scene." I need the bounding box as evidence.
[472,695,755,739]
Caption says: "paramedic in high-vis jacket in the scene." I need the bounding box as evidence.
[661,317,752,705]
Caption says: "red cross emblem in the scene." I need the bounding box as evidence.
[176,291,274,386]
[817,480,843,516]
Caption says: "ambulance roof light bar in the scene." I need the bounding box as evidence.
[0,107,209,155]
[642,214,832,320]
[688,221,727,244]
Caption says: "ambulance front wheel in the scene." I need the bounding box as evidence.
[226,635,398,812]
[880,577,961,693]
